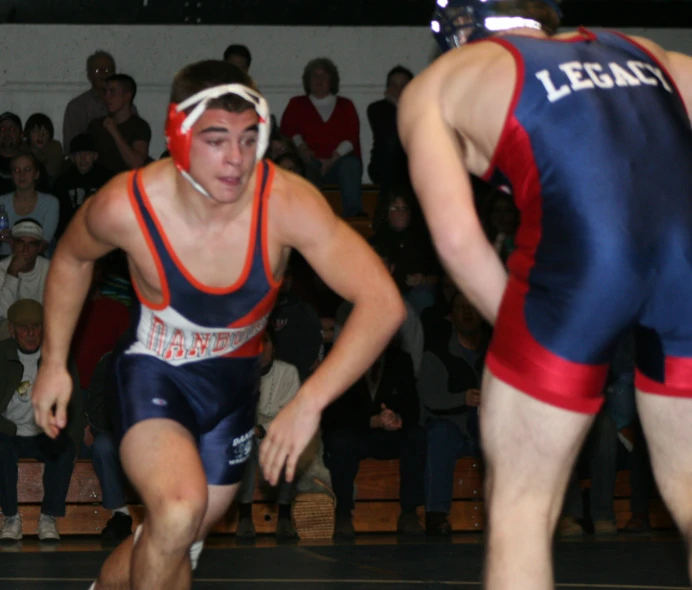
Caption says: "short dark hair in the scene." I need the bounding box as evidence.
[0,112,22,131]
[107,74,137,103]
[223,44,252,68]
[386,65,414,86]
[24,113,54,140]
[302,58,340,95]
[274,152,305,178]
[170,60,259,114]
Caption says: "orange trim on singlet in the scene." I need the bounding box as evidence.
[260,162,283,289]
[126,170,171,311]
[134,162,264,295]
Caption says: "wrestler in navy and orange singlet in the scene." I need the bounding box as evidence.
[482,29,692,412]
[108,160,281,484]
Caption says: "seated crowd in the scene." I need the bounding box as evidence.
[0,43,655,545]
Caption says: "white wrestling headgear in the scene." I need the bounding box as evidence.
[165,83,271,198]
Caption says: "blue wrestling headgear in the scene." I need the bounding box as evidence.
[431,0,563,52]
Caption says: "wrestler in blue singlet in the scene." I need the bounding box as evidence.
[483,29,692,412]
[108,160,281,484]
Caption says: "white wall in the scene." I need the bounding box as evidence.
[1,25,691,176]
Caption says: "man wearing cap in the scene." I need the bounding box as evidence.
[0,112,23,195]
[0,299,83,542]
[53,134,113,239]
[0,220,50,339]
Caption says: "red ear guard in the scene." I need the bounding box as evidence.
[165,103,192,172]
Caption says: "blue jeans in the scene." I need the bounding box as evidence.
[424,418,479,514]
[0,432,76,517]
[309,154,364,217]
[91,431,128,510]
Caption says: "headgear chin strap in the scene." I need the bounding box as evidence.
[431,0,562,52]
[165,84,271,198]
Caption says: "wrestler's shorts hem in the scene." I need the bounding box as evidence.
[635,369,692,398]
[486,352,605,415]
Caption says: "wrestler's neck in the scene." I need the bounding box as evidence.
[175,166,257,223]
[494,27,549,40]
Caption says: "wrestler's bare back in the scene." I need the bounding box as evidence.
[413,30,689,180]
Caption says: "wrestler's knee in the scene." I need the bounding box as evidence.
[145,485,208,553]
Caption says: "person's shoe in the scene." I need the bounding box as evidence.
[333,513,355,540]
[235,515,256,539]
[0,515,22,542]
[556,516,583,537]
[425,512,452,536]
[37,514,60,542]
[276,516,300,540]
[593,519,618,536]
[623,514,651,533]
[397,511,425,536]
[100,512,133,542]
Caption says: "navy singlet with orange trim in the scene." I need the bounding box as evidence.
[108,160,281,485]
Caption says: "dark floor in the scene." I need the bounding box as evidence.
[0,533,687,589]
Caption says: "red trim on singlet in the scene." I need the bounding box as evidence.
[224,286,281,358]
[134,162,265,295]
[609,30,690,118]
[481,38,526,184]
[635,358,692,398]
[259,162,283,290]
[126,170,170,311]
[484,120,607,414]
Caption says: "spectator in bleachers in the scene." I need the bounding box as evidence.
[0,112,23,195]
[0,220,50,340]
[369,185,440,315]
[62,51,118,150]
[223,44,252,73]
[322,338,426,539]
[270,260,324,382]
[88,74,150,174]
[84,352,134,542]
[22,113,65,189]
[281,58,364,217]
[0,154,59,257]
[0,299,83,542]
[236,332,301,540]
[419,291,487,535]
[53,134,112,240]
[366,65,413,190]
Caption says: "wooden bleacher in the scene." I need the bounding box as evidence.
[11,458,673,537]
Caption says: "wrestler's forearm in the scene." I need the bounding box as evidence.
[440,237,508,325]
[41,252,94,367]
[297,287,406,413]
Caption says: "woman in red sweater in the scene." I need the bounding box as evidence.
[280,58,364,217]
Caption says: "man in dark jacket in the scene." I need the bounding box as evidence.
[322,339,426,539]
[0,299,83,542]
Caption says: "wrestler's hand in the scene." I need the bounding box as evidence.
[32,364,73,439]
[259,391,321,486]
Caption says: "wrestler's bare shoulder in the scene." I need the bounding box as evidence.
[83,159,175,248]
